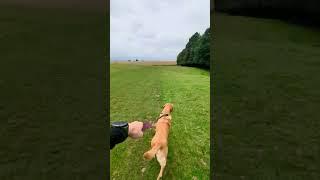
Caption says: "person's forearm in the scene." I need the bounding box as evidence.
[110,127,128,149]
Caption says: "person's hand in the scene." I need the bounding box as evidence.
[128,121,144,139]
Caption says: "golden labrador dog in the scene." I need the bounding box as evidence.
[143,103,173,180]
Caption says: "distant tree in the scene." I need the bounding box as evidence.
[177,49,185,65]
[197,28,210,68]
[177,28,210,69]
[186,32,200,65]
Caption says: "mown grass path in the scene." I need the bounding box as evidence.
[110,63,210,179]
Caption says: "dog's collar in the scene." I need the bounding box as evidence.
[143,113,170,131]
[152,113,169,125]
[157,113,169,120]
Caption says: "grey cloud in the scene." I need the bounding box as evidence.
[111,0,210,61]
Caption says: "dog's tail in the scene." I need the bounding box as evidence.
[143,144,161,160]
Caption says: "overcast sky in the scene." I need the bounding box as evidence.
[110,0,210,61]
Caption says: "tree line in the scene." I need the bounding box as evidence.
[177,27,210,69]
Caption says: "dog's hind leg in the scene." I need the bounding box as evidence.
[156,146,168,180]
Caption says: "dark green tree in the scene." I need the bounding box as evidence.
[197,28,210,68]
[177,28,210,68]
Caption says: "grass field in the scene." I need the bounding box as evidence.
[0,4,106,179]
[110,63,210,179]
[213,13,320,179]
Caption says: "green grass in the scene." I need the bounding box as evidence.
[0,5,106,179]
[110,63,210,179]
[213,13,320,179]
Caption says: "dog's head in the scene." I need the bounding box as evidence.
[162,103,173,113]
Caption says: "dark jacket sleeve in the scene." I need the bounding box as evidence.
[110,127,128,149]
